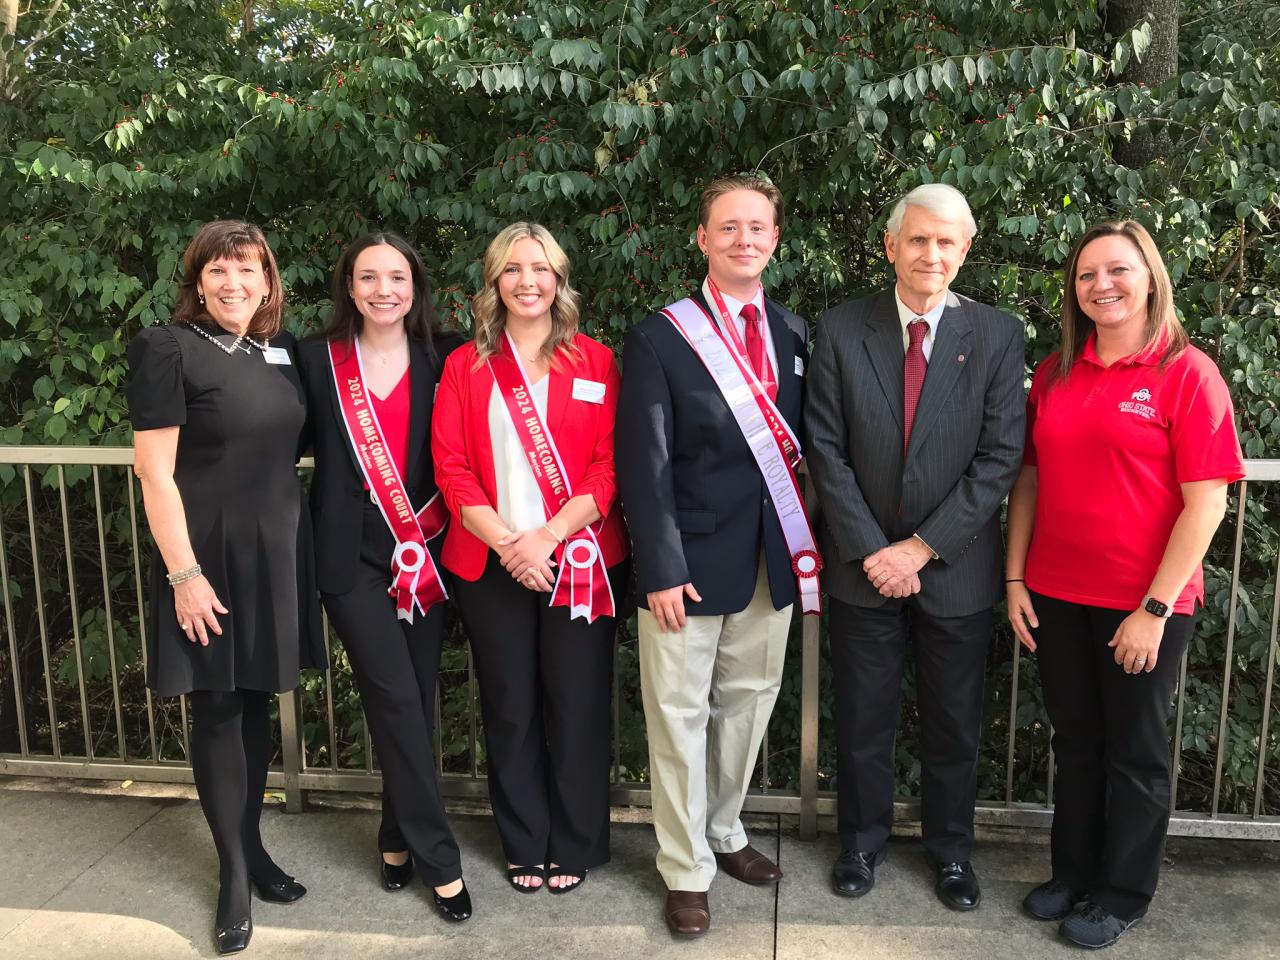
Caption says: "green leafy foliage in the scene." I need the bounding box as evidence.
[0,0,1276,812]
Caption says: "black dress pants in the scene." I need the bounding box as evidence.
[321,506,462,887]
[829,595,992,862]
[453,554,622,870]
[1030,591,1195,921]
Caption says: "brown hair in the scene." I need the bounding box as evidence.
[1052,220,1187,383]
[697,176,785,231]
[170,220,284,340]
[471,222,582,365]
[311,232,444,363]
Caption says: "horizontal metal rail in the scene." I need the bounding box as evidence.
[0,448,1277,840]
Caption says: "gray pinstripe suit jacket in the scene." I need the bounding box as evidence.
[804,287,1025,616]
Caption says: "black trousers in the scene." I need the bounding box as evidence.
[321,505,462,887]
[453,554,622,870]
[1030,591,1196,921]
[829,595,992,862]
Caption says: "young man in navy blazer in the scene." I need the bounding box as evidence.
[804,183,1024,912]
[617,176,809,937]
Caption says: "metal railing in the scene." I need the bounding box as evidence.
[0,447,1276,840]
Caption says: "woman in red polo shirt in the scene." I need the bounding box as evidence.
[1005,221,1243,949]
[433,222,627,896]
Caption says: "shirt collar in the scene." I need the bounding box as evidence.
[1081,332,1163,368]
[894,287,947,340]
[703,276,765,326]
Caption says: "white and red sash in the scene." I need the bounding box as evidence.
[703,277,778,400]
[663,294,822,615]
[328,339,448,622]
[486,333,615,623]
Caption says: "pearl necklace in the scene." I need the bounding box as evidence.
[184,321,269,355]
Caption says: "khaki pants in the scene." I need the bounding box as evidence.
[637,557,792,892]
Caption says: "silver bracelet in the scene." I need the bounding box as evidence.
[166,564,202,586]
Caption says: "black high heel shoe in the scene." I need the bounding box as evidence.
[250,874,307,903]
[381,853,414,891]
[432,880,473,923]
[215,917,252,955]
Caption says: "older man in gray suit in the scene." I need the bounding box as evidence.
[805,184,1024,911]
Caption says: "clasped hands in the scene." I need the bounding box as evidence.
[497,525,561,592]
[862,538,930,598]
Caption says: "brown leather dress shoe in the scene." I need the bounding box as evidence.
[714,844,784,885]
[664,890,710,937]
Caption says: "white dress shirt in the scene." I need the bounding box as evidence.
[702,277,779,375]
[489,376,549,531]
[894,287,948,362]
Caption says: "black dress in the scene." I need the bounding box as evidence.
[125,323,324,697]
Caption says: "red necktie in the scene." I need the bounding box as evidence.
[740,303,777,402]
[903,319,928,455]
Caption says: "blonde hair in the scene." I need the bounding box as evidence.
[472,222,582,364]
[1053,220,1187,384]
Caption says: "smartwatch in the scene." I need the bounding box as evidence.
[1143,596,1173,619]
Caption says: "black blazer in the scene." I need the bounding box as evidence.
[804,288,1025,616]
[617,288,808,615]
[297,334,461,595]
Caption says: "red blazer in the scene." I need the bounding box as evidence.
[433,332,628,581]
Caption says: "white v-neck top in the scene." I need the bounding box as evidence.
[489,376,549,530]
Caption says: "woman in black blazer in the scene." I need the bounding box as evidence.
[297,232,471,923]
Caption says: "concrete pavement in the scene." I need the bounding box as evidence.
[1,777,1276,959]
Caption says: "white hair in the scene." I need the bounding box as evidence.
[885,183,977,239]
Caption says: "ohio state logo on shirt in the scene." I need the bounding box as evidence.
[1118,387,1157,420]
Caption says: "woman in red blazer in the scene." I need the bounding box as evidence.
[433,222,627,896]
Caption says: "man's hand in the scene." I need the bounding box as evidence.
[646,582,703,633]
[863,538,931,596]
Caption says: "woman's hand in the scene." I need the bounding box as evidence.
[1108,609,1166,673]
[497,528,558,592]
[1007,582,1039,652]
[173,576,229,647]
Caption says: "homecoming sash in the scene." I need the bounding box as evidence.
[486,333,615,623]
[703,277,778,401]
[328,339,449,622]
[663,296,822,615]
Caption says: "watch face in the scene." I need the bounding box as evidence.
[1145,597,1170,618]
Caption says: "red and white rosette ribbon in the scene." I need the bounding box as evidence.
[487,333,615,623]
[328,338,449,622]
[663,296,822,614]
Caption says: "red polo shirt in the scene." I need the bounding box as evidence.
[1024,336,1243,614]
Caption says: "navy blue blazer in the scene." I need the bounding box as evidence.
[617,288,808,615]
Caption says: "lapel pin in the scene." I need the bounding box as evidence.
[957,354,966,363]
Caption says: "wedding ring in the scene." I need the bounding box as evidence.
[180,622,190,630]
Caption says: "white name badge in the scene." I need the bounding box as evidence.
[794,355,805,377]
[572,378,606,403]
[262,347,291,365]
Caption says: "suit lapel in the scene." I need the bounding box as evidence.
[546,344,572,438]
[405,339,430,491]
[905,292,973,461]
[862,290,905,433]
[764,298,794,412]
[323,339,366,477]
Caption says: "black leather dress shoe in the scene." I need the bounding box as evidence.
[432,881,473,923]
[932,860,981,910]
[831,848,886,898]
[215,918,252,955]
[381,854,414,891]
[251,874,307,903]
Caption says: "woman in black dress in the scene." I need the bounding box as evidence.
[296,233,471,922]
[127,220,324,955]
